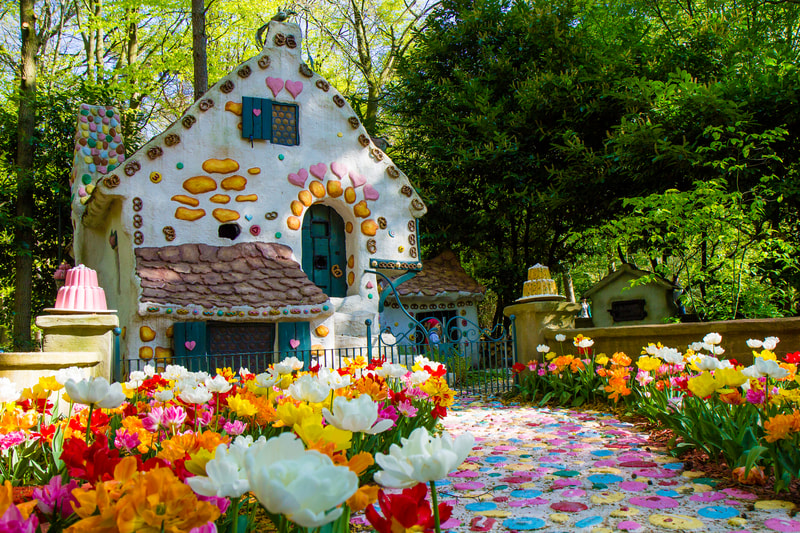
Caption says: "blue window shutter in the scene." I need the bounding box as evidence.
[242,97,254,139]
[173,321,207,360]
[278,322,311,368]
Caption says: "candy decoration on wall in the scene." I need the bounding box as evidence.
[266,77,284,97]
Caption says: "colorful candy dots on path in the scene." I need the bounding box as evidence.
[765,518,800,532]
[591,491,625,504]
[648,514,704,530]
[756,500,797,511]
[697,505,739,519]
[610,507,639,518]
[617,521,643,531]
[550,501,588,512]
[549,513,569,523]
[629,495,679,509]
[501,517,547,531]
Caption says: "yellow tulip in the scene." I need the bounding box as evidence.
[293,413,352,452]
[714,367,747,388]
[687,372,719,398]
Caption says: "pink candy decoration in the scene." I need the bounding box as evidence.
[285,80,304,99]
[54,264,108,311]
[266,77,284,97]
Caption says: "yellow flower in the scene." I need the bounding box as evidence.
[595,355,610,366]
[226,395,257,418]
[185,448,215,476]
[38,375,63,392]
[714,367,748,388]
[687,372,718,398]
[636,356,662,372]
[759,350,777,362]
[420,377,455,407]
[344,356,368,370]
[777,388,800,405]
[293,413,352,452]
[273,400,315,428]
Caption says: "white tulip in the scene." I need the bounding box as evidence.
[322,394,393,434]
[688,342,705,352]
[246,433,358,528]
[205,374,233,394]
[409,370,431,386]
[741,365,760,379]
[703,332,722,345]
[274,357,304,375]
[696,356,720,371]
[536,344,551,353]
[375,363,408,380]
[763,336,780,351]
[555,334,567,342]
[153,389,174,403]
[255,370,281,389]
[374,427,475,488]
[187,442,250,498]
[317,367,352,390]
[162,365,188,381]
[143,364,156,377]
[179,385,213,405]
[754,357,789,379]
[577,338,594,349]
[746,339,763,349]
[54,366,84,385]
[288,374,331,404]
[657,347,683,364]
[64,377,125,409]
[0,377,21,403]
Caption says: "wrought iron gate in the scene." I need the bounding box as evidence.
[368,270,517,396]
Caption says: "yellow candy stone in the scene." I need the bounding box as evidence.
[755,500,796,510]
[648,514,703,530]
[682,470,705,479]
[549,513,569,523]
[610,507,639,517]
[591,491,625,504]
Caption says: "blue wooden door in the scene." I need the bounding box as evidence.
[302,205,347,297]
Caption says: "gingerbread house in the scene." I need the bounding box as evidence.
[69,20,427,363]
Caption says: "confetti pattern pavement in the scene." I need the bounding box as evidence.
[360,396,800,532]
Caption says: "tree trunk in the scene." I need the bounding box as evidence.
[562,271,576,302]
[14,0,38,350]
[192,0,208,99]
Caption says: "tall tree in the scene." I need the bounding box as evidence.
[292,0,439,134]
[191,0,208,98]
[13,0,38,349]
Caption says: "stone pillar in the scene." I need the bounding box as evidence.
[504,301,581,365]
[34,313,119,380]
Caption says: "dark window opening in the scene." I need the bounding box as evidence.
[219,223,241,240]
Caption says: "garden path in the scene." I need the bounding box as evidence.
[358,396,800,533]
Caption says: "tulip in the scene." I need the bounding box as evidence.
[180,385,213,405]
[536,344,550,353]
[687,372,718,398]
[763,336,780,351]
[64,377,125,409]
[755,357,789,379]
[375,363,408,380]
[322,394,393,434]
[317,367,353,389]
[154,389,174,403]
[703,332,723,345]
[205,375,233,394]
[0,377,21,404]
[288,373,332,404]
[374,427,474,488]
[696,356,720,371]
[746,338,763,349]
[657,347,683,365]
[255,369,281,388]
[187,443,250,498]
[555,334,566,342]
[245,433,358,528]
[273,357,304,375]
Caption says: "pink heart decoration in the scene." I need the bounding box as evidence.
[309,163,327,180]
[289,339,300,349]
[330,161,348,179]
[363,184,380,201]
[349,174,366,188]
[285,80,304,99]
[266,77,284,97]
[253,109,261,116]
[288,168,308,187]
[185,340,197,351]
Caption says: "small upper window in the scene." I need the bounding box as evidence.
[242,97,298,147]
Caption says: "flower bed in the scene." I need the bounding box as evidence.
[0,355,473,532]
[514,333,800,491]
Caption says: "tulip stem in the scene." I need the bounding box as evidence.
[231,495,241,533]
[85,404,94,444]
[429,480,442,533]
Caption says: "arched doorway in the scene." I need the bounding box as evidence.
[301,204,347,297]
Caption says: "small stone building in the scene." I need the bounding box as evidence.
[582,264,680,328]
